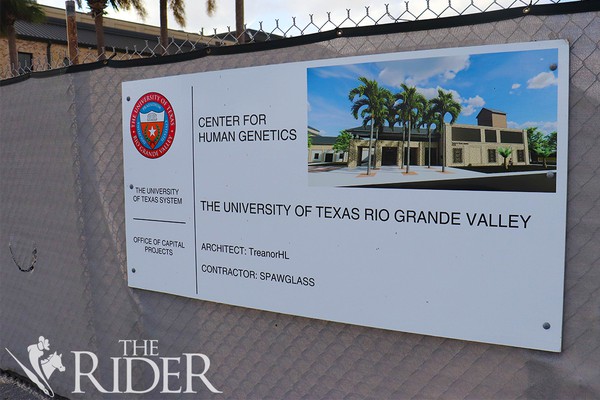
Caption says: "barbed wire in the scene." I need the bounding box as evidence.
[0,0,582,80]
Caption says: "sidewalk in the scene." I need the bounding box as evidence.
[307,164,557,192]
[308,165,485,187]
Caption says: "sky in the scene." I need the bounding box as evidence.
[307,48,559,136]
[37,0,571,35]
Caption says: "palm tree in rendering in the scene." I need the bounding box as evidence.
[1,0,45,76]
[431,89,461,172]
[396,84,426,173]
[77,0,146,60]
[419,99,437,168]
[498,147,513,170]
[349,77,390,136]
[349,77,391,173]
[384,93,400,134]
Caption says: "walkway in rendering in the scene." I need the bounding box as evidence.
[308,165,557,192]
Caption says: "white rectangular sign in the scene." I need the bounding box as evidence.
[123,40,568,352]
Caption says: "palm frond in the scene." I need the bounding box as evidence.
[169,0,186,27]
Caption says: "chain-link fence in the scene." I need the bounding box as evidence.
[0,0,586,80]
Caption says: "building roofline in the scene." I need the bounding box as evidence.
[311,136,338,145]
[12,5,232,54]
[40,5,210,42]
[476,107,507,117]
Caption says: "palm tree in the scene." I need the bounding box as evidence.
[235,0,245,44]
[384,93,400,134]
[498,147,513,170]
[431,89,461,172]
[77,0,146,60]
[349,77,390,173]
[396,84,426,172]
[419,99,437,168]
[349,77,389,135]
[1,0,45,76]
[383,92,401,166]
[159,0,216,54]
[159,0,183,53]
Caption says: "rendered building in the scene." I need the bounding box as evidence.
[345,108,529,168]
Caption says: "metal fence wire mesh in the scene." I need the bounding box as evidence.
[0,0,589,79]
[1,2,600,400]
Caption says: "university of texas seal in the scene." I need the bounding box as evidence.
[130,92,176,158]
